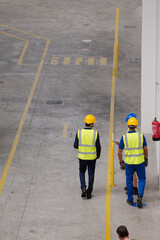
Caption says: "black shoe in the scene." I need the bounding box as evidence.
[133,187,138,195]
[127,199,133,206]
[81,187,87,198]
[137,195,143,208]
[87,194,92,199]
[124,186,127,191]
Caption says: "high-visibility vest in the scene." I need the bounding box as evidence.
[78,129,97,160]
[123,131,144,165]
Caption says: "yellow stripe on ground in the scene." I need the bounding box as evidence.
[0,31,30,65]
[105,8,119,240]
[0,38,50,195]
[100,58,107,66]
[88,57,95,65]
[63,57,71,65]
[51,57,59,65]
[0,24,48,40]
[17,40,29,65]
[20,64,38,66]
[61,123,71,138]
[0,30,27,41]
[75,57,82,65]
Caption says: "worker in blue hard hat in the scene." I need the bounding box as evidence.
[114,113,138,195]
[118,117,148,208]
[125,113,138,194]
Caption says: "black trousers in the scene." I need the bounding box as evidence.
[79,159,96,195]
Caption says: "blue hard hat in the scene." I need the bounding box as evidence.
[125,113,137,122]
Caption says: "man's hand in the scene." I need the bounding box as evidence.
[120,160,125,169]
[113,140,120,146]
[145,158,148,167]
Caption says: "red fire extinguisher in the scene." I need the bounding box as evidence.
[152,118,160,141]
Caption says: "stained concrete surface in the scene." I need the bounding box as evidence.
[0,0,159,240]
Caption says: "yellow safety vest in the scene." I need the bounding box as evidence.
[78,129,97,160]
[123,131,144,165]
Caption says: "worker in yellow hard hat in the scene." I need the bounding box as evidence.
[73,114,101,199]
[118,117,148,208]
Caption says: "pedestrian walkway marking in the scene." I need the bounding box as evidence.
[0,25,50,195]
[61,123,71,138]
[75,57,82,65]
[50,56,107,66]
[100,57,107,65]
[88,57,95,65]
[105,8,119,240]
[63,57,71,65]
[51,57,59,65]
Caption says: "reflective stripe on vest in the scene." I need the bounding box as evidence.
[123,131,144,165]
[78,129,97,160]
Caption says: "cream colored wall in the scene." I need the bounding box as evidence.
[141,0,160,175]
[141,0,156,133]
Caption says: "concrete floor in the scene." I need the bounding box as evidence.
[0,0,159,240]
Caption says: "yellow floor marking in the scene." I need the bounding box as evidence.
[75,57,82,65]
[0,24,48,40]
[88,57,95,65]
[0,30,30,65]
[61,123,71,138]
[105,8,119,240]
[100,58,107,66]
[51,57,59,65]
[17,40,29,65]
[20,64,39,66]
[0,38,50,195]
[0,30,27,41]
[63,57,71,65]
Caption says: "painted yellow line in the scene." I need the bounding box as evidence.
[51,57,59,65]
[61,123,71,138]
[0,39,50,195]
[100,58,107,66]
[75,57,82,65]
[0,31,30,65]
[20,64,39,66]
[88,57,95,65]
[105,8,119,240]
[63,57,71,65]
[17,40,29,65]
[0,24,48,40]
[0,30,27,41]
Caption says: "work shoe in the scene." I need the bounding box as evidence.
[137,195,143,208]
[81,187,87,198]
[133,187,138,195]
[127,199,133,206]
[87,194,92,199]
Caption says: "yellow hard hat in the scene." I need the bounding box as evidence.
[84,115,96,124]
[127,117,138,126]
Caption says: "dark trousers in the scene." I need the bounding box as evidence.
[79,159,96,195]
[125,162,146,202]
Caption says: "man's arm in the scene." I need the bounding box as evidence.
[96,132,101,159]
[73,132,78,149]
[143,146,148,160]
[118,148,123,164]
